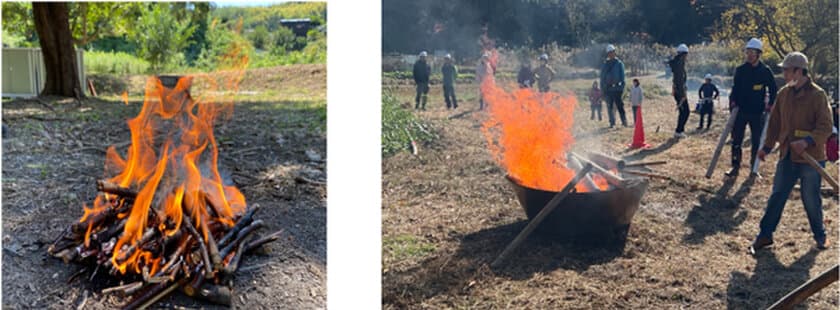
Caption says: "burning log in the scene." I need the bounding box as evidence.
[566,154,599,191]
[585,151,626,170]
[569,152,625,188]
[96,180,138,199]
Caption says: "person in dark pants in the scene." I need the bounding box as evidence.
[413,51,431,110]
[517,61,534,89]
[534,54,555,93]
[668,44,690,137]
[589,81,602,121]
[441,54,458,109]
[726,38,778,177]
[599,44,627,128]
[698,73,720,129]
[751,51,832,253]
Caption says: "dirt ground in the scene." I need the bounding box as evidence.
[382,74,839,309]
[2,64,326,309]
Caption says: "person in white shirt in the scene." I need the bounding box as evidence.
[630,79,643,124]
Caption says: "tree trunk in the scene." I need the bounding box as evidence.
[32,2,83,99]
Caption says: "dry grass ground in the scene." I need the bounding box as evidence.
[2,64,326,309]
[382,74,839,309]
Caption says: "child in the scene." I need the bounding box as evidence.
[697,73,719,129]
[589,81,602,121]
[630,79,643,124]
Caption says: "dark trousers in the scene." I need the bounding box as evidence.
[731,112,764,167]
[591,104,602,120]
[443,84,457,109]
[758,152,826,243]
[632,106,640,123]
[699,113,712,128]
[675,96,690,133]
[605,91,627,126]
[415,83,429,109]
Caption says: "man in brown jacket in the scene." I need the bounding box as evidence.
[751,52,832,253]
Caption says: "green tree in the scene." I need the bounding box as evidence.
[2,2,36,46]
[67,2,143,47]
[130,3,196,72]
[250,24,271,50]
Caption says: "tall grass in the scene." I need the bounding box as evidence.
[85,51,150,75]
[382,89,437,156]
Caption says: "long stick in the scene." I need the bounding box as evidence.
[800,152,839,192]
[491,163,593,268]
[751,112,771,174]
[566,154,599,191]
[706,107,739,178]
[767,264,839,310]
[623,160,667,168]
[621,169,671,180]
[585,151,626,170]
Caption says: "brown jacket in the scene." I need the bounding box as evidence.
[763,79,833,163]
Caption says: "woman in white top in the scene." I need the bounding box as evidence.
[630,78,643,124]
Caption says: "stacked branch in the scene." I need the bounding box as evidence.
[48,180,282,309]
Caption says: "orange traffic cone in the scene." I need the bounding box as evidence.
[628,106,650,149]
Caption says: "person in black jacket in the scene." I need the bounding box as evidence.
[698,73,720,129]
[668,44,690,137]
[413,51,431,110]
[726,38,778,177]
[441,54,458,109]
[517,61,534,89]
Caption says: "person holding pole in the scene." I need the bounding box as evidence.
[726,38,778,177]
[751,52,832,253]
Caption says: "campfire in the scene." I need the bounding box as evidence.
[478,47,656,255]
[48,53,282,308]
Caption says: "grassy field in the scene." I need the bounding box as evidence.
[382,72,839,309]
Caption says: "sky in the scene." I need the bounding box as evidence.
[214,0,291,8]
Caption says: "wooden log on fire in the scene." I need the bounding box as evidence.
[97,180,138,199]
[569,152,626,188]
[220,220,265,259]
[767,264,839,310]
[706,107,739,178]
[585,151,626,170]
[566,154,599,191]
[182,215,215,279]
[491,163,594,268]
[218,204,260,247]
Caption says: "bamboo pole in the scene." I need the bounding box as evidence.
[800,152,839,192]
[706,107,739,178]
[767,265,839,310]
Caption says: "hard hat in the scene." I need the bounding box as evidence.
[676,44,688,53]
[745,38,762,51]
[419,51,428,57]
[606,44,616,53]
[539,54,548,60]
[778,51,808,69]
[444,53,452,59]
[704,73,712,79]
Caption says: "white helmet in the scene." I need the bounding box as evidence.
[676,44,688,53]
[745,38,762,51]
[606,44,616,53]
[482,52,490,58]
[444,53,452,59]
[539,53,548,60]
[419,51,428,57]
[704,73,712,79]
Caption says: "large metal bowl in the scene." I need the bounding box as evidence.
[506,175,649,242]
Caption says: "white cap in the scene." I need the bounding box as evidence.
[419,51,428,57]
[606,44,616,53]
[676,44,688,53]
[745,38,762,51]
[704,73,712,79]
[539,54,548,60]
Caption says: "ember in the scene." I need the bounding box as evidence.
[47,48,282,308]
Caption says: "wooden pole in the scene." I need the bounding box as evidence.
[585,151,626,170]
[570,152,625,188]
[706,107,739,178]
[491,163,593,268]
[767,264,839,310]
[800,152,839,193]
[624,160,667,168]
[567,154,599,191]
[752,113,771,175]
[621,169,670,180]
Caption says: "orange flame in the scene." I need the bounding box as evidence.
[79,45,250,275]
[479,49,605,192]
